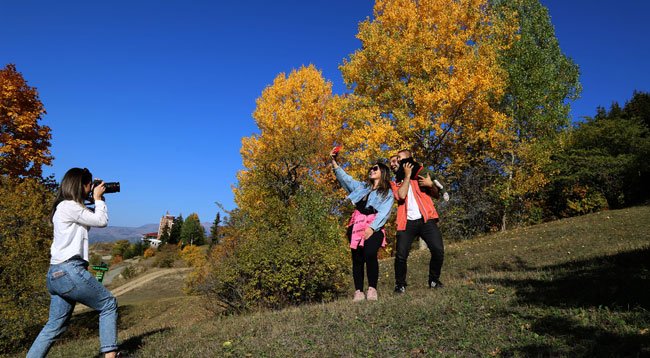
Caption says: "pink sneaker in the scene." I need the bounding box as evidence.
[353,290,365,302]
[367,287,378,301]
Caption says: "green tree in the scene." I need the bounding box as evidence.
[180,213,205,246]
[168,214,183,245]
[622,91,650,129]
[209,212,221,247]
[0,176,53,352]
[546,97,650,216]
[159,223,171,244]
[111,239,131,258]
[490,0,581,230]
[0,64,53,178]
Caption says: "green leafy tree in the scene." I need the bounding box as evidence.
[111,239,131,258]
[546,97,650,216]
[490,0,581,230]
[180,213,205,246]
[0,176,53,352]
[168,214,183,245]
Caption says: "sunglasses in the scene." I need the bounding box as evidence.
[369,165,380,172]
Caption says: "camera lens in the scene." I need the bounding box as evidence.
[103,182,120,194]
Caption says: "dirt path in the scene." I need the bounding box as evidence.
[74,268,192,313]
[110,267,191,297]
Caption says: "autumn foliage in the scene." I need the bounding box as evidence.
[193,66,348,312]
[0,64,53,178]
[0,176,53,353]
[339,0,517,177]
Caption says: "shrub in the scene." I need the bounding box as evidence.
[153,246,179,268]
[89,252,102,266]
[111,255,123,266]
[195,186,348,314]
[0,177,53,353]
[180,245,206,267]
[143,247,156,258]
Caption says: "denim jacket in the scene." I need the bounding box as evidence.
[334,166,394,231]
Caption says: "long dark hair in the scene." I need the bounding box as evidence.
[366,162,391,198]
[50,168,92,222]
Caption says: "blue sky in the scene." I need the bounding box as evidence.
[2,1,648,227]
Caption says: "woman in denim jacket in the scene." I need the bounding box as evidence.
[28,168,119,358]
[330,148,394,302]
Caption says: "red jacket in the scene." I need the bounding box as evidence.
[390,180,439,231]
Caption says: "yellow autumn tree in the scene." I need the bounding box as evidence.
[0,64,53,178]
[236,64,342,213]
[340,0,517,176]
[193,65,348,312]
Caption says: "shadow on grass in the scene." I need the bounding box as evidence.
[90,327,172,357]
[488,247,650,357]
[490,247,650,310]
[64,305,137,340]
[501,314,649,357]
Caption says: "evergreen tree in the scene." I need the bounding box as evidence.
[209,212,221,246]
[168,214,183,245]
[159,223,171,244]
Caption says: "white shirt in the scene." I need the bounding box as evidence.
[51,200,108,264]
[406,185,423,220]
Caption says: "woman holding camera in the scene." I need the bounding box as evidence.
[330,148,394,301]
[28,168,119,358]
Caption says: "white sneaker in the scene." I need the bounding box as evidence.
[367,287,378,301]
[353,290,365,302]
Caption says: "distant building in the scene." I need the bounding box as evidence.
[158,212,175,239]
[141,232,162,248]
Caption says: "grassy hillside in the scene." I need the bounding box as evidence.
[13,206,650,357]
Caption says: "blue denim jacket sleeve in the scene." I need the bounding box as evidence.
[334,166,362,194]
[368,190,394,231]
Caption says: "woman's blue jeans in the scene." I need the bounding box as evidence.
[27,258,118,357]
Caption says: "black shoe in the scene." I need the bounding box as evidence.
[429,280,444,289]
[394,285,406,294]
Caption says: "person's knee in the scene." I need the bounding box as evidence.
[42,319,69,337]
[102,296,118,313]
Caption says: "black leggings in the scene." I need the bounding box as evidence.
[350,230,384,291]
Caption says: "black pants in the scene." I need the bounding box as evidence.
[350,230,384,291]
[394,218,444,287]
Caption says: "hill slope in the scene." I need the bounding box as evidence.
[26,206,650,357]
[89,222,212,243]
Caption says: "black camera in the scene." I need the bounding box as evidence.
[87,180,120,203]
[395,157,422,183]
[94,180,120,194]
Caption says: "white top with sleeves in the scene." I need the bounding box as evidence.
[51,200,108,264]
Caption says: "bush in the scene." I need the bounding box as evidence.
[180,245,206,267]
[121,265,137,280]
[143,247,156,258]
[0,177,53,353]
[195,186,348,314]
[111,255,123,266]
[153,246,179,268]
[89,252,102,266]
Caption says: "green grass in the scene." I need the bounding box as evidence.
[10,206,650,357]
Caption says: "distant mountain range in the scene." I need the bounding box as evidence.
[89,223,212,243]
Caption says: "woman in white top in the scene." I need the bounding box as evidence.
[28,168,119,358]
